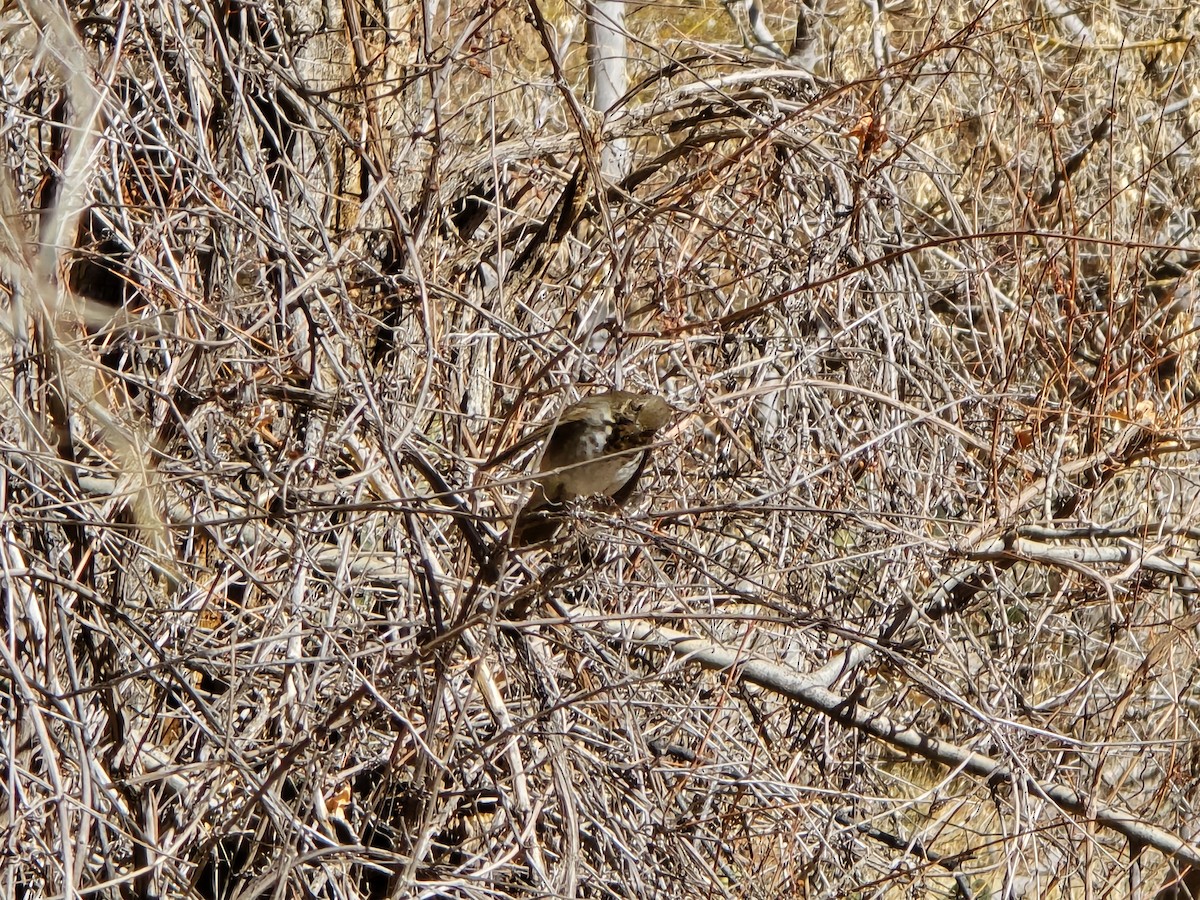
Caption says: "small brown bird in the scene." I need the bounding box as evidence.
[488,391,672,546]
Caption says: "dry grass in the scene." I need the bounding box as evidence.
[3,0,1200,897]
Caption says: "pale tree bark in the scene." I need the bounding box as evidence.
[586,0,630,180]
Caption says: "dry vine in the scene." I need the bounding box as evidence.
[3,0,1200,898]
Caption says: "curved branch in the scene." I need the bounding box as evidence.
[589,611,1200,869]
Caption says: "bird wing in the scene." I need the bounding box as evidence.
[481,402,596,469]
[482,393,629,469]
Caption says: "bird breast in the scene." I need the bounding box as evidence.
[536,420,641,501]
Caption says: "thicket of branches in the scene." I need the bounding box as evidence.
[4,0,1200,897]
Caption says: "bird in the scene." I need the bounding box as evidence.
[486,390,672,547]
